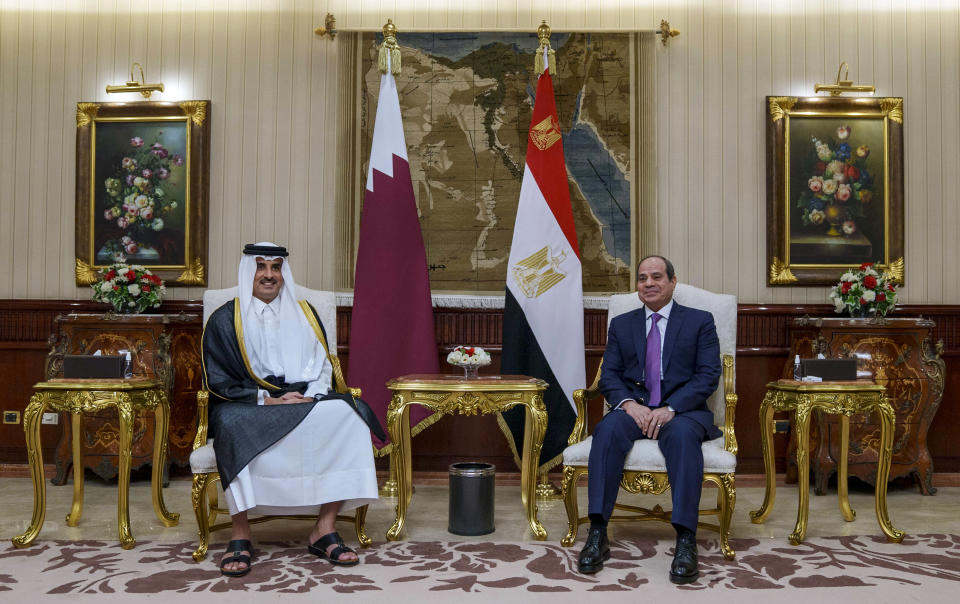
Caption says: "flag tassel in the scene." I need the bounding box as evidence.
[534,20,556,75]
[378,19,402,75]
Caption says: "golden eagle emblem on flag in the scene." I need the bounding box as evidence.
[530,115,562,151]
[511,245,568,298]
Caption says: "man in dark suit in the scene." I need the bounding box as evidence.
[577,255,721,584]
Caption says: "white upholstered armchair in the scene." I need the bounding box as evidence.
[560,284,738,559]
[188,286,370,562]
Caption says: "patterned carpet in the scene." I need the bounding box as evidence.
[3,533,960,597]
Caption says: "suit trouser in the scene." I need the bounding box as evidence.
[587,409,708,532]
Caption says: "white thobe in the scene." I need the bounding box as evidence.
[223,296,378,515]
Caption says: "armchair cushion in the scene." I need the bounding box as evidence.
[563,435,735,474]
[189,439,217,474]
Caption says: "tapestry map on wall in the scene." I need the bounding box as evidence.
[360,32,633,292]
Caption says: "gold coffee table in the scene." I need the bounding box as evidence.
[11,379,179,549]
[749,379,904,545]
[384,374,548,541]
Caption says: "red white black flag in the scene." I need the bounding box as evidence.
[500,58,585,472]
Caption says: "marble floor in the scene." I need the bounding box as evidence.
[1,475,957,548]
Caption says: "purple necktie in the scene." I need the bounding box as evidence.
[644,312,662,407]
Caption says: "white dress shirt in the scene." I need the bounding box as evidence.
[614,299,675,411]
[251,293,332,405]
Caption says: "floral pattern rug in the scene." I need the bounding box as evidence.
[2,534,959,595]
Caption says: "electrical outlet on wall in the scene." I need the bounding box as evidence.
[41,413,59,425]
[3,411,20,424]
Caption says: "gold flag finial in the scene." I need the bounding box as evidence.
[378,19,401,75]
[534,20,556,75]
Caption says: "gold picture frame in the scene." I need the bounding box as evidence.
[75,101,210,286]
[766,96,904,286]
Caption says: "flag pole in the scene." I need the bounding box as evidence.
[532,21,563,501]
[369,18,411,500]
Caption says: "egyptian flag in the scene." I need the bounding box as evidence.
[349,45,440,453]
[499,64,585,472]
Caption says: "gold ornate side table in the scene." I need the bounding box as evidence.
[11,379,179,549]
[384,374,548,541]
[750,380,904,545]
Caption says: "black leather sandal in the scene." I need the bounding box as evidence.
[308,531,360,567]
[220,539,253,577]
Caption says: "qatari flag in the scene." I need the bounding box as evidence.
[500,61,585,472]
[349,53,439,452]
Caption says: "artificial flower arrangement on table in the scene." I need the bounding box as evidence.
[446,345,492,378]
[796,125,874,238]
[829,262,897,318]
[91,264,166,314]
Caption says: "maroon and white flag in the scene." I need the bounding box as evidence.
[349,51,439,452]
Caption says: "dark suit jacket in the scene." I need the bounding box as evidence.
[598,301,722,438]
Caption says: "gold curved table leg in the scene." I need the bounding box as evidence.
[874,399,905,542]
[386,397,411,541]
[379,454,400,497]
[789,405,812,545]
[152,395,179,526]
[66,411,84,526]
[750,393,777,523]
[520,395,547,540]
[12,395,47,548]
[117,400,135,549]
[838,414,856,522]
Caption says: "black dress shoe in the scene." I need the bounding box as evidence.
[577,527,610,574]
[669,530,698,584]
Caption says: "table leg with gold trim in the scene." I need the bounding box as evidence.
[789,398,813,545]
[837,414,856,522]
[386,394,413,541]
[749,390,777,524]
[519,393,548,540]
[151,393,179,526]
[66,411,84,526]
[875,399,905,542]
[11,394,49,548]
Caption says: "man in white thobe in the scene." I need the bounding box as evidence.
[202,243,381,576]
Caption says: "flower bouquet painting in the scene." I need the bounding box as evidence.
[797,125,874,238]
[75,101,211,287]
[447,346,492,378]
[766,96,905,286]
[94,123,187,265]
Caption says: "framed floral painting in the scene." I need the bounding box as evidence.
[75,101,210,286]
[766,96,904,286]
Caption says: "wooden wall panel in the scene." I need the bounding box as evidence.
[2,299,958,477]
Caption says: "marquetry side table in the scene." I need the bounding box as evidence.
[384,374,548,541]
[11,379,179,550]
[750,379,904,545]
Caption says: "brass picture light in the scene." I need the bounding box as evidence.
[814,62,875,96]
[106,62,164,98]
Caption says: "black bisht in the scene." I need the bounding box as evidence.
[202,299,385,486]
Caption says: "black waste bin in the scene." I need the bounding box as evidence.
[448,462,495,536]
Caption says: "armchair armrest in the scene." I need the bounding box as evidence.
[721,354,738,455]
[329,355,362,398]
[568,361,603,446]
[192,390,210,450]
